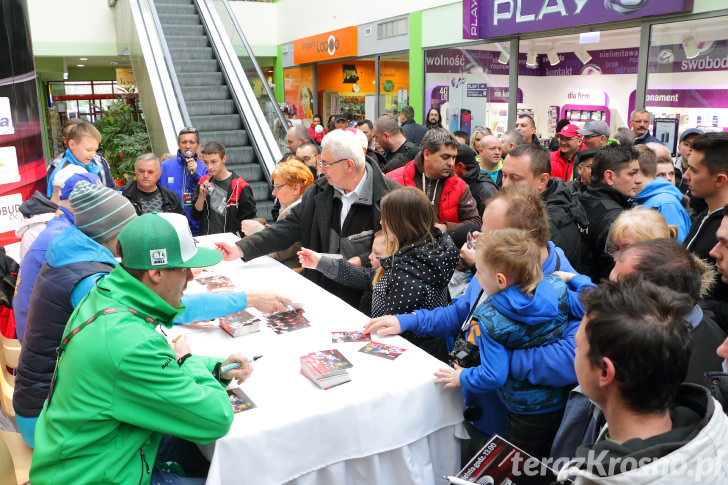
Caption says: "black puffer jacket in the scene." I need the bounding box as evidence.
[578,183,634,282]
[542,178,588,273]
[462,167,498,216]
[316,228,459,361]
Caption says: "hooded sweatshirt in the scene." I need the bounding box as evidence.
[398,242,594,434]
[459,274,574,415]
[636,177,691,242]
[558,384,728,484]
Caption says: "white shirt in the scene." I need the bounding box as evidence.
[336,170,368,229]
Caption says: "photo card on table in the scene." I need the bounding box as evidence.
[358,341,406,360]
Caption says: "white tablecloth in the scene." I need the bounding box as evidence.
[178,235,466,484]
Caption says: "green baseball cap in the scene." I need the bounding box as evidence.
[118,212,222,269]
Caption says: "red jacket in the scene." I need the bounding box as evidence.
[308,125,326,145]
[387,161,467,224]
[550,145,585,182]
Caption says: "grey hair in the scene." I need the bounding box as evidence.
[502,129,525,147]
[135,153,161,172]
[321,129,365,170]
[630,109,651,121]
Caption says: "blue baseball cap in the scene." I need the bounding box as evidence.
[679,128,703,143]
[60,172,103,200]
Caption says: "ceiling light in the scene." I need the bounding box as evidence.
[575,44,592,65]
[76,64,85,67]
[579,31,600,44]
[526,46,538,68]
[497,46,509,65]
[682,33,700,59]
[80,57,88,61]
[547,44,560,66]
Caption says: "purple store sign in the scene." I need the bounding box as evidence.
[464,0,693,39]
[628,89,728,114]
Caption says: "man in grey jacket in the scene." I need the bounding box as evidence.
[217,129,399,307]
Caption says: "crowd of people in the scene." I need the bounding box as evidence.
[6,106,728,483]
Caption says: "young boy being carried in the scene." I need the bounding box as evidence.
[192,141,256,236]
[46,122,110,202]
[434,228,593,459]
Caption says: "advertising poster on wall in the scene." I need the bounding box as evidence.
[283,66,314,123]
[0,0,47,246]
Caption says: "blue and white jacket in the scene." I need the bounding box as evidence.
[461,274,574,415]
[398,242,593,434]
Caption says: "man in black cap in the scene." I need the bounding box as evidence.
[333,113,349,130]
[566,149,597,195]
[453,144,497,216]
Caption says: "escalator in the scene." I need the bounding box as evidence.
[117,0,286,220]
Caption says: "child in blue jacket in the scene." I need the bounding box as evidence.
[433,228,593,459]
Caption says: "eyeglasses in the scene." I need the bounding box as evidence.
[271,183,287,192]
[318,158,349,170]
[582,134,601,140]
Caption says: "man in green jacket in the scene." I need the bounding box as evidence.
[31,212,251,484]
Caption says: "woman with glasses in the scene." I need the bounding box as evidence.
[297,187,459,361]
[241,158,313,267]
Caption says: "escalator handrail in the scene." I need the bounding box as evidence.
[219,0,288,133]
[147,0,193,128]
[194,0,282,178]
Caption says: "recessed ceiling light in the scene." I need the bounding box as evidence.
[76,64,85,67]
[80,57,88,61]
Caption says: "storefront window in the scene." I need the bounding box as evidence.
[316,58,374,124]
[518,27,640,143]
[424,42,510,139]
[283,65,314,123]
[646,15,728,155]
[378,53,409,118]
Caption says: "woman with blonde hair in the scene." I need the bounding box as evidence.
[607,207,678,255]
[241,158,313,267]
[298,186,459,361]
[470,127,492,152]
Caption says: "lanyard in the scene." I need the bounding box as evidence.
[459,289,485,333]
[47,306,157,406]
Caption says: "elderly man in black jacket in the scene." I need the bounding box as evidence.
[501,143,588,273]
[121,153,185,216]
[218,129,400,307]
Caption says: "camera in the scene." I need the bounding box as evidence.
[448,335,481,369]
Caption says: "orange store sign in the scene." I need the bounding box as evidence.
[294,27,358,64]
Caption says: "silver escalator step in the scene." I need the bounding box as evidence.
[199,130,249,147]
[180,85,230,101]
[255,200,275,222]
[190,114,242,131]
[178,72,224,86]
[225,146,256,165]
[165,35,209,49]
[186,100,236,116]
[173,59,218,73]
[161,23,204,37]
[169,47,214,60]
[248,181,272,201]
[226,162,264,183]
[155,3,196,15]
[157,13,201,26]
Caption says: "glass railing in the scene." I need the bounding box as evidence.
[202,0,288,156]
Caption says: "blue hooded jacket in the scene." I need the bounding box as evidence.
[636,177,691,242]
[397,242,594,434]
[46,149,104,198]
[13,207,74,342]
[461,275,572,414]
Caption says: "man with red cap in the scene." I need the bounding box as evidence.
[550,124,585,182]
